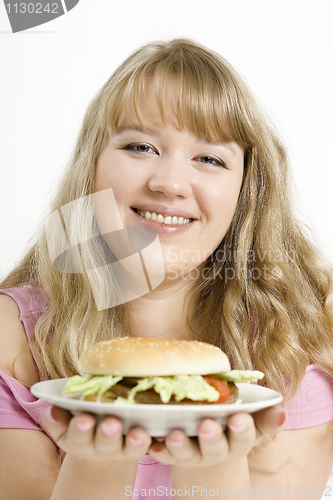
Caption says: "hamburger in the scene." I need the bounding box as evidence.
[63,337,264,405]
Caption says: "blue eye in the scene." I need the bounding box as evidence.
[201,156,215,164]
[197,155,226,168]
[124,143,157,154]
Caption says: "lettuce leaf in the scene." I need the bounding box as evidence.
[62,369,264,404]
[126,375,220,404]
[212,370,264,384]
[63,374,123,397]
[62,374,219,403]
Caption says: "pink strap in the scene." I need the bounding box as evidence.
[284,365,333,429]
[132,456,172,500]
[0,285,48,341]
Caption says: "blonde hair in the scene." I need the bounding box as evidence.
[2,38,333,401]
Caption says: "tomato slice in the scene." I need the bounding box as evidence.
[203,376,230,403]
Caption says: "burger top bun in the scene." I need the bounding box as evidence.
[78,337,231,377]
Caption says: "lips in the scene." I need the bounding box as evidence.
[131,204,197,227]
[134,209,192,226]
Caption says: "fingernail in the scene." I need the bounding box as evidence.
[77,420,95,432]
[169,438,184,449]
[45,405,57,425]
[128,436,144,447]
[198,429,218,440]
[154,437,165,443]
[228,423,247,433]
[101,421,121,437]
[168,430,185,448]
[278,410,286,427]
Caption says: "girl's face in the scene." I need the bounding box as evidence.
[95,83,244,286]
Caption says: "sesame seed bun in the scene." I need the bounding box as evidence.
[78,337,231,377]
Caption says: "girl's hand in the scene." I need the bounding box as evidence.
[42,405,152,462]
[148,405,286,468]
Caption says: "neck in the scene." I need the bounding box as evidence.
[126,278,196,340]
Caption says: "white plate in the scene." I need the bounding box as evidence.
[31,378,283,436]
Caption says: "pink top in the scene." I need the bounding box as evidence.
[1,285,333,500]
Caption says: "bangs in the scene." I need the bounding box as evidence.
[102,41,254,148]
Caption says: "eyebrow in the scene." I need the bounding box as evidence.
[115,125,161,136]
[197,138,236,154]
[114,125,237,155]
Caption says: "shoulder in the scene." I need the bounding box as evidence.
[0,293,40,386]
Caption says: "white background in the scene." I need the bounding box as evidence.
[0,0,332,279]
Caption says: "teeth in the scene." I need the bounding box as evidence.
[137,210,191,225]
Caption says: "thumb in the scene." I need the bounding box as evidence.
[42,405,72,442]
[253,405,286,445]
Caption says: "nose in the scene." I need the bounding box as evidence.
[147,156,193,199]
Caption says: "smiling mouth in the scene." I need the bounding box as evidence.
[133,208,193,226]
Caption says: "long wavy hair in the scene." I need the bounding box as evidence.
[2,38,333,402]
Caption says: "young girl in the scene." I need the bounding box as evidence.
[1,38,333,500]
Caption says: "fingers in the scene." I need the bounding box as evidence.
[124,426,153,459]
[198,415,257,463]
[149,408,284,467]
[225,413,257,458]
[43,405,97,453]
[149,429,200,466]
[43,405,284,466]
[95,416,152,459]
[148,416,256,466]
[43,405,152,460]
[165,430,197,464]
[197,419,228,459]
[66,412,96,451]
[42,405,72,442]
[149,417,255,467]
[226,406,285,457]
[252,405,286,444]
[95,416,123,456]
